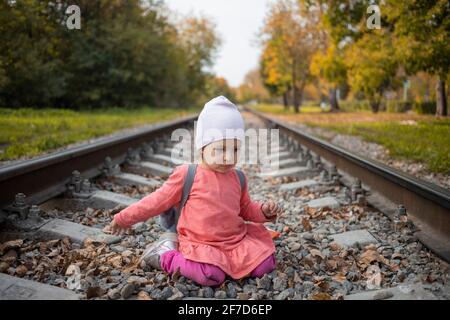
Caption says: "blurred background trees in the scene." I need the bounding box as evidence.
[253,0,449,116]
[0,0,221,109]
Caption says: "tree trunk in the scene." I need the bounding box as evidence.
[293,86,301,113]
[282,92,289,110]
[329,87,340,112]
[436,76,448,117]
[370,100,380,113]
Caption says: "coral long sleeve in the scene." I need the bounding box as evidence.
[239,175,268,224]
[114,165,186,228]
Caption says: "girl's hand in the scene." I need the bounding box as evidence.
[109,219,131,236]
[261,200,283,221]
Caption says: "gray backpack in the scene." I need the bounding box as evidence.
[159,164,246,232]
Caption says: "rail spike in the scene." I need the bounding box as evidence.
[101,157,121,177]
[66,171,92,199]
[125,148,141,166]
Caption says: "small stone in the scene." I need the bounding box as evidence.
[275,288,294,300]
[110,269,121,276]
[120,284,135,299]
[243,284,257,294]
[237,292,249,300]
[137,291,151,300]
[121,250,133,258]
[0,262,9,273]
[284,266,295,278]
[168,291,184,300]
[160,287,173,300]
[174,283,189,296]
[373,291,394,300]
[150,289,162,300]
[215,290,227,299]
[15,265,28,277]
[273,274,288,291]
[256,274,272,291]
[302,232,314,241]
[111,245,125,253]
[107,288,121,300]
[203,287,214,298]
[226,283,237,298]
[289,243,301,251]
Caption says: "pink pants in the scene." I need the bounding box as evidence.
[160,250,276,287]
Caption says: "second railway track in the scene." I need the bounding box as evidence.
[0,110,448,300]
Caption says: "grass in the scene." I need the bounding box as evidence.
[0,107,201,162]
[250,104,450,174]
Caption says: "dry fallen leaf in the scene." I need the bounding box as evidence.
[326,259,338,270]
[310,249,325,260]
[86,286,105,299]
[359,248,389,269]
[302,218,312,232]
[0,239,23,254]
[137,291,151,300]
[332,273,347,283]
[15,265,28,277]
[366,265,382,290]
[329,242,341,251]
[311,292,331,300]
[65,264,81,276]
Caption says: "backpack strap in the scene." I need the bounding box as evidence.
[173,165,245,229]
[235,168,246,192]
[174,163,197,228]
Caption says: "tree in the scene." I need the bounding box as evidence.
[260,0,322,113]
[236,68,271,104]
[345,31,400,113]
[310,43,347,111]
[260,39,292,109]
[0,0,221,109]
[385,0,450,116]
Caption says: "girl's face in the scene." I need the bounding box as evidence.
[201,139,241,173]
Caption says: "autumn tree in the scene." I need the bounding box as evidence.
[385,0,450,116]
[310,44,347,111]
[236,69,271,104]
[345,31,400,113]
[260,0,322,113]
[0,0,221,109]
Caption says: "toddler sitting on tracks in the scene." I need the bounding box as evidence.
[109,96,282,287]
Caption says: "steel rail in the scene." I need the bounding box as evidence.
[0,114,198,208]
[245,107,450,261]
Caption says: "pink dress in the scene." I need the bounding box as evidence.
[114,163,276,279]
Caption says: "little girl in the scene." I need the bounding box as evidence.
[109,96,283,287]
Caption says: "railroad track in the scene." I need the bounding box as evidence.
[244,107,450,263]
[0,110,448,300]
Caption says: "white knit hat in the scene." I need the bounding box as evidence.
[195,96,245,150]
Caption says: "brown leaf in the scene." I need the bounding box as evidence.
[302,218,312,231]
[137,291,151,300]
[326,259,338,270]
[365,265,382,290]
[1,250,18,263]
[310,249,325,260]
[0,239,23,254]
[15,265,28,277]
[86,286,105,299]
[332,273,347,283]
[358,248,389,269]
[311,292,331,300]
[0,261,9,273]
[329,242,341,251]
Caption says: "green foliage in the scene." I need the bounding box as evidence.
[345,31,400,111]
[0,106,200,160]
[414,101,437,115]
[0,0,220,109]
[310,119,450,174]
